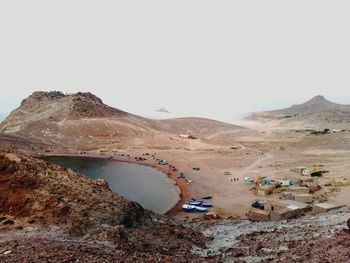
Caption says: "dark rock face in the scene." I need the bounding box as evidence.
[69,94,127,119]
[18,91,128,119]
[21,91,65,106]
[76,92,103,104]
[121,202,145,228]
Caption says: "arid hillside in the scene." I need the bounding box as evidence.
[2,92,350,262]
[0,149,213,262]
[247,95,350,129]
[0,91,243,149]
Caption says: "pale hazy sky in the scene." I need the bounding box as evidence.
[1,1,350,123]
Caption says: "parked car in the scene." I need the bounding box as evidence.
[252,200,264,210]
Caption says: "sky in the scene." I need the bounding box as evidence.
[1,1,350,123]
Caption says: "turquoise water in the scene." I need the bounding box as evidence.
[44,156,180,214]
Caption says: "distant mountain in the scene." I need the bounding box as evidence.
[156,107,170,113]
[0,91,243,149]
[247,95,350,129]
[267,95,350,115]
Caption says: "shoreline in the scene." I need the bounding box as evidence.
[40,152,188,216]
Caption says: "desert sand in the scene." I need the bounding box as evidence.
[2,92,350,262]
[41,125,350,221]
[1,92,350,220]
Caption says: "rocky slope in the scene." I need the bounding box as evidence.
[247,95,350,129]
[0,149,215,262]
[0,91,242,150]
[0,149,349,262]
[194,207,350,262]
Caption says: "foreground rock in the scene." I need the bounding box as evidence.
[0,149,216,262]
[194,208,350,262]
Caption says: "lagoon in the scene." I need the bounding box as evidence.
[44,156,180,214]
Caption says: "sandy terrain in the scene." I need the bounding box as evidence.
[2,92,350,221]
[2,92,350,262]
[35,125,350,221]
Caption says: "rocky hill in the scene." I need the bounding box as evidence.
[247,95,350,129]
[1,149,349,262]
[0,149,213,262]
[0,91,243,150]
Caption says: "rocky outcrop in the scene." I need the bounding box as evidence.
[0,149,213,261]
[19,91,127,120]
[69,92,127,119]
[20,91,65,106]
[0,149,145,232]
[198,208,350,262]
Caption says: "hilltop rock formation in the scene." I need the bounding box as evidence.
[247,95,350,129]
[269,95,350,115]
[0,149,213,262]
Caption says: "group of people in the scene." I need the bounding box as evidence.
[231,177,240,182]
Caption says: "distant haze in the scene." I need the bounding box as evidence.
[1,1,350,123]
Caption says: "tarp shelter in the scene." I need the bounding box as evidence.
[279,179,293,186]
[262,178,272,184]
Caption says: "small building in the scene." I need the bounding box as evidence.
[247,208,270,222]
[313,203,345,214]
[282,192,293,200]
[257,184,277,196]
[264,201,275,212]
[289,186,310,194]
[270,207,294,221]
[306,182,320,193]
[270,206,310,221]
[264,200,311,221]
[292,193,313,204]
[282,200,311,211]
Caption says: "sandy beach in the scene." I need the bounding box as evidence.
[39,126,350,220]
